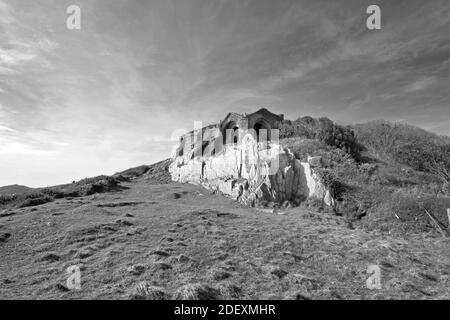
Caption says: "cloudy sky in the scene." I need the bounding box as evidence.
[0,0,449,187]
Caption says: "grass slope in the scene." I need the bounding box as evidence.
[1,117,449,300]
[0,185,34,196]
[1,178,449,299]
[280,117,450,236]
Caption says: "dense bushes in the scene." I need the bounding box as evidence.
[40,188,66,199]
[18,194,53,208]
[319,158,450,235]
[280,138,333,162]
[280,117,316,139]
[393,141,449,179]
[1,192,52,208]
[282,117,449,183]
[354,120,450,181]
[281,119,449,236]
[280,117,362,159]
[0,194,18,205]
[316,121,362,158]
[73,176,119,196]
[1,192,55,208]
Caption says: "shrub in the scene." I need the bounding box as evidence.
[115,165,150,179]
[280,117,362,158]
[22,192,47,199]
[70,176,120,196]
[0,194,17,205]
[18,195,53,208]
[1,191,56,208]
[80,180,118,196]
[393,141,450,177]
[279,117,317,139]
[443,182,450,195]
[316,121,362,158]
[40,188,66,199]
[354,120,450,177]
[114,174,131,182]
[281,118,450,235]
[281,138,331,161]
[315,168,352,201]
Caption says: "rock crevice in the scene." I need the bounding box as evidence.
[170,134,334,208]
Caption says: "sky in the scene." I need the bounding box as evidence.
[0,0,449,187]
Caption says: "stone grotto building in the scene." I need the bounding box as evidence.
[170,108,335,209]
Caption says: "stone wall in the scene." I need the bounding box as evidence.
[169,133,334,208]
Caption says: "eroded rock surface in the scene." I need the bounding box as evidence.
[170,134,334,207]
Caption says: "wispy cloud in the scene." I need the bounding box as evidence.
[0,124,15,132]
[404,77,436,93]
[0,142,60,155]
[0,0,449,187]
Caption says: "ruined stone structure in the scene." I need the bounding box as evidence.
[170,108,334,208]
[220,108,284,144]
[175,108,283,158]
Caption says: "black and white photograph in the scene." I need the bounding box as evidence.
[0,0,449,306]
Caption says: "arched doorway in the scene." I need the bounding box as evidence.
[253,120,271,142]
[223,121,239,145]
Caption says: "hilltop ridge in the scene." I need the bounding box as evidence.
[0,185,34,196]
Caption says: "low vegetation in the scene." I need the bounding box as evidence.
[1,182,448,299]
[0,160,172,210]
[280,116,363,159]
[281,117,450,236]
[1,176,123,209]
[0,119,449,300]
[1,119,448,237]
[114,159,172,185]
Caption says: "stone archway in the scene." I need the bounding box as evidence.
[253,119,271,142]
[223,121,239,145]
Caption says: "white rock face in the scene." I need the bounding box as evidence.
[169,133,334,207]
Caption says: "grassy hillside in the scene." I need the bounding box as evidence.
[1,118,449,237]
[280,117,450,236]
[0,160,171,211]
[0,185,34,196]
[1,179,449,300]
[1,122,449,300]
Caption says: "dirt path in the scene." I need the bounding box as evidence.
[1,179,449,299]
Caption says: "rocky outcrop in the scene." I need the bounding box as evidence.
[169,133,334,208]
